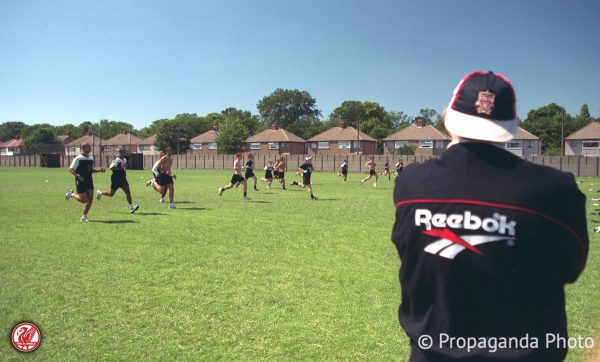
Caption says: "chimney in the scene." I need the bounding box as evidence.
[271,123,278,130]
[415,117,425,128]
[123,131,128,135]
[212,124,219,131]
[339,119,346,129]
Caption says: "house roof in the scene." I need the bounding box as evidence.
[104,132,142,145]
[190,130,218,143]
[0,138,25,148]
[514,127,540,140]
[246,127,305,143]
[383,124,450,141]
[66,134,106,146]
[565,121,600,140]
[307,125,376,142]
[139,134,157,145]
[56,135,73,143]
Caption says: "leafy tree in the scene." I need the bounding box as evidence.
[78,121,95,136]
[0,121,27,141]
[20,123,54,139]
[418,108,438,125]
[396,144,416,155]
[24,127,60,153]
[215,118,248,154]
[329,100,368,125]
[433,114,445,131]
[521,103,575,155]
[96,119,135,139]
[173,113,211,137]
[221,108,264,136]
[573,104,593,131]
[328,100,393,138]
[578,104,591,119]
[204,112,225,127]
[389,111,413,129]
[154,121,191,153]
[138,119,169,139]
[55,123,81,137]
[257,88,321,137]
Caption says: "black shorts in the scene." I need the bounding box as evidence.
[156,173,174,186]
[231,174,245,185]
[265,171,273,179]
[384,167,389,172]
[75,178,94,194]
[302,174,311,185]
[341,168,348,175]
[245,169,255,179]
[369,169,376,176]
[273,170,279,178]
[111,176,129,190]
[278,171,285,179]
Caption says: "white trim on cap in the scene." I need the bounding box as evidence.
[444,107,518,143]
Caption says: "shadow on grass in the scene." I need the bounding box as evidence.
[172,201,195,204]
[177,207,209,211]
[92,220,139,224]
[136,212,167,216]
[315,198,337,201]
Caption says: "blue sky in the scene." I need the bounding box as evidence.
[1,0,599,129]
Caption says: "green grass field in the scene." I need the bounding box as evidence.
[0,168,598,361]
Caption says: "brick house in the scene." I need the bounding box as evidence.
[137,134,161,155]
[65,133,106,156]
[190,126,219,155]
[104,132,143,154]
[565,121,600,156]
[0,137,25,155]
[382,118,450,156]
[245,123,306,155]
[504,127,542,157]
[307,120,377,155]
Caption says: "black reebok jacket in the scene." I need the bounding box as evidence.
[392,143,588,361]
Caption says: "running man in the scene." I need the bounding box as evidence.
[263,160,274,188]
[245,153,259,192]
[290,155,318,200]
[218,153,250,200]
[65,143,106,222]
[394,159,404,178]
[380,159,391,180]
[148,147,176,209]
[337,159,348,182]
[146,152,167,202]
[275,156,287,190]
[360,156,378,187]
[95,148,139,213]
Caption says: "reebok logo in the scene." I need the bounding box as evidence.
[415,209,517,259]
[415,209,516,236]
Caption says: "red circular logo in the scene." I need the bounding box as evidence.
[11,322,41,352]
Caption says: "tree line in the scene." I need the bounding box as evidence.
[0,88,596,155]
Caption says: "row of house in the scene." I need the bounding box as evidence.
[181,119,541,157]
[4,120,600,157]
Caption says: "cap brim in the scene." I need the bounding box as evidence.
[444,107,518,143]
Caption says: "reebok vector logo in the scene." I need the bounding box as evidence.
[415,209,516,259]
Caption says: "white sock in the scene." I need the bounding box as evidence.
[82,214,87,218]
[129,204,134,209]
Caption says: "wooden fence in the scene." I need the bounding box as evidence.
[3,153,600,177]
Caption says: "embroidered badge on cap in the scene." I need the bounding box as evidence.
[476,90,495,115]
